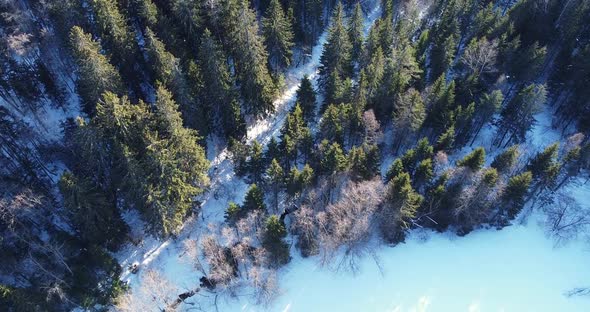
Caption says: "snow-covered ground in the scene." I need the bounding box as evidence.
[216,212,590,312]
[114,1,590,311]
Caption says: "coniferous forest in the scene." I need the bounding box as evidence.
[1,0,590,310]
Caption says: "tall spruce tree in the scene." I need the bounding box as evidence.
[349,2,365,64]
[68,26,124,116]
[318,3,352,103]
[226,0,277,116]
[263,0,295,72]
[198,29,245,140]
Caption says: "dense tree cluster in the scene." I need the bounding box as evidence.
[1,0,590,310]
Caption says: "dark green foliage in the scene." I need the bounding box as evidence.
[349,144,380,181]
[320,141,348,174]
[491,145,520,173]
[69,26,123,116]
[262,215,290,266]
[502,171,533,218]
[296,75,317,121]
[198,29,245,140]
[224,202,241,224]
[349,2,364,63]
[247,140,265,183]
[436,126,455,151]
[243,184,266,212]
[385,158,404,182]
[59,172,127,248]
[496,84,546,146]
[226,0,277,116]
[319,3,352,103]
[263,0,295,72]
[381,172,423,242]
[457,147,485,171]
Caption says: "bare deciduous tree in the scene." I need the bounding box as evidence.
[317,179,384,272]
[461,37,499,77]
[543,192,590,246]
[117,269,177,311]
[362,110,383,145]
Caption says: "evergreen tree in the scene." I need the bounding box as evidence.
[471,90,503,144]
[320,141,348,174]
[502,171,532,219]
[68,26,123,116]
[349,2,364,63]
[262,215,290,266]
[382,172,423,242]
[392,88,426,151]
[318,3,352,102]
[263,0,295,72]
[143,28,205,133]
[296,75,317,121]
[527,142,561,192]
[89,0,140,85]
[495,84,546,147]
[457,147,485,171]
[266,158,285,212]
[248,140,265,183]
[415,158,434,185]
[243,184,266,212]
[385,158,404,182]
[59,171,127,248]
[198,29,245,140]
[424,75,456,134]
[429,0,461,80]
[491,145,520,174]
[224,202,241,225]
[226,0,277,116]
[436,125,455,151]
[349,144,379,181]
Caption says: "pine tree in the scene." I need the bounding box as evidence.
[502,171,532,219]
[429,0,461,80]
[424,75,456,133]
[263,0,295,72]
[296,75,317,121]
[382,172,423,242]
[320,141,347,174]
[392,88,426,151]
[491,145,520,174]
[89,0,140,84]
[471,90,503,144]
[527,142,561,192]
[131,87,209,236]
[248,140,265,183]
[349,2,364,64]
[143,28,205,133]
[507,41,547,83]
[226,0,277,116]
[496,84,546,147]
[263,215,290,266]
[415,158,434,187]
[68,26,123,116]
[457,147,486,171]
[170,0,202,39]
[436,125,455,151]
[266,158,284,212]
[59,171,127,248]
[318,3,352,101]
[385,158,404,182]
[349,144,379,181]
[129,0,159,30]
[415,137,434,161]
[243,184,266,212]
[198,29,245,140]
[224,202,241,225]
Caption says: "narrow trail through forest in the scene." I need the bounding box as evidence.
[115,2,383,307]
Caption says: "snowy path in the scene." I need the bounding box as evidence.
[115,2,383,308]
[115,2,590,311]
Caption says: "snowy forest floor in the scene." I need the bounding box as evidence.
[111,2,590,311]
